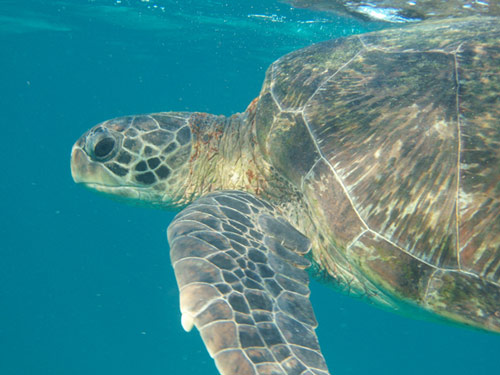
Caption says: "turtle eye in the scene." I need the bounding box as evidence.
[85,126,119,162]
[94,137,115,159]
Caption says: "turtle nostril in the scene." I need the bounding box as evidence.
[94,137,115,158]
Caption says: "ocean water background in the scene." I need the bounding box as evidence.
[1,1,499,374]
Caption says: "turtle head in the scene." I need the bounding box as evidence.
[71,113,194,208]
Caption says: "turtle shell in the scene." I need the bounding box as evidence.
[255,17,500,331]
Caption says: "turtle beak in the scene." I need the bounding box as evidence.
[70,142,121,187]
[71,139,151,203]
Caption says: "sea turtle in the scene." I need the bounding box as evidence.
[71,14,500,375]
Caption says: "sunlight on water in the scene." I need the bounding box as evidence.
[0,0,379,39]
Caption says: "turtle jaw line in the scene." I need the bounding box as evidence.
[78,181,165,207]
[82,182,150,198]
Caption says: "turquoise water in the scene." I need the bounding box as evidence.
[1,1,498,374]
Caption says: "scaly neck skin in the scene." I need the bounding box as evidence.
[180,107,273,204]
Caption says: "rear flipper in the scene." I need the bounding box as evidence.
[167,190,330,375]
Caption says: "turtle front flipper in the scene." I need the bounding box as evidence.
[167,191,330,375]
